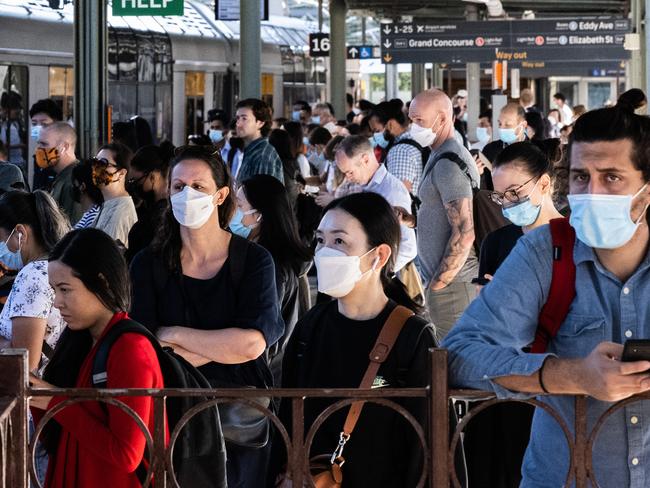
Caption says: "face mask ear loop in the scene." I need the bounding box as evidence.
[635,203,650,225]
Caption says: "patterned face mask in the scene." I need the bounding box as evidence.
[34,147,60,169]
[91,158,120,187]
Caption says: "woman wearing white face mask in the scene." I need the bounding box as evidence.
[0,190,70,485]
[271,192,437,488]
[129,146,284,488]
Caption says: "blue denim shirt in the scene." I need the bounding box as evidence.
[442,224,650,488]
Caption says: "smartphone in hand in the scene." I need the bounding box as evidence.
[621,340,650,362]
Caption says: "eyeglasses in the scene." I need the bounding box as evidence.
[489,175,538,206]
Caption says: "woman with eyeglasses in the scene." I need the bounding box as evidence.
[477,140,563,287]
[124,144,172,262]
[91,143,138,249]
[464,140,563,488]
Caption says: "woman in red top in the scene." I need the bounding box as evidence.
[30,228,166,488]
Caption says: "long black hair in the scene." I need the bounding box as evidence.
[42,228,131,452]
[152,145,235,274]
[0,190,70,252]
[241,174,312,275]
[323,192,423,313]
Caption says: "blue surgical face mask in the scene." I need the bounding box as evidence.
[0,228,23,271]
[373,131,389,149]
[499,126,520,144]
[303,136,310,147]
[31,125,41,141]
[568,184,649,249]
[229,207,260,239]
[209,129,224,144]
[311,116,321,125]
[476,127,490,143]
[502,197,541,227]
[292,111,301,121]
[368,137,378,149]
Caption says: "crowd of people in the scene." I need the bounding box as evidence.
[1,85,650,488]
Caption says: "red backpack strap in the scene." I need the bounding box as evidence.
[530,218,577,353]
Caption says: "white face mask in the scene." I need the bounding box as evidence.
[171,186,217,229]
[410,116,439,148]
[314,246,378,298]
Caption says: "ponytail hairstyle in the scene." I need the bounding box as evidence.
[323,192,423,313]
[570,89,650,181]
[0,190,70,252]
[42,228,131,453]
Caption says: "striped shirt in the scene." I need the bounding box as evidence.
[237,137,285,185]
[74,204,101,229]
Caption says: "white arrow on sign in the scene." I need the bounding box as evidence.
[383,40,392,48]
[348,47,359,58]
[382,25,392,35]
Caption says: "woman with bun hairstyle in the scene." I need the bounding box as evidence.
[369,99,424,193]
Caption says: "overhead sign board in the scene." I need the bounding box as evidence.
[347,45,378,59]
[113,0,184,16]
[309,33,330,57]
[215,0,269,21]
[380,17,631,64]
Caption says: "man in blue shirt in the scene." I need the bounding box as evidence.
[443,95,650,487]
[235,98,284,185]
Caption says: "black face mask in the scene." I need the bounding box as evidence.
[126,173,155,203]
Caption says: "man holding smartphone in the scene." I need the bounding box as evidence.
[443,91,650,488]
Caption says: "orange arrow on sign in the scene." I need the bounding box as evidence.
[383,53,393,62]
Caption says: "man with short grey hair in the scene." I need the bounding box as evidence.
[410,89,479,340]
[335,135,416,271]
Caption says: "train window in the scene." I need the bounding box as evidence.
[136,33,155,83]
[117,29,137,82]
[48,67,74,121]
[0,64,28,168]
[154,33,172,83]
[185,71,205,139]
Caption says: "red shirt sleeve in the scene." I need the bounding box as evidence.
[48,333,164,472]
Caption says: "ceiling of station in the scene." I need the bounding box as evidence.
[348,0,630,20]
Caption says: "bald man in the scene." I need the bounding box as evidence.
[410,89,480,340]
[482,103,528,164]
[36,122,82,223]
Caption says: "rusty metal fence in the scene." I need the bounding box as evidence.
[0,348,638,487]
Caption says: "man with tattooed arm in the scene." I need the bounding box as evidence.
[410,89,479,340]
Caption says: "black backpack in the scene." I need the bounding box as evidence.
[92,319,228,488]
[421,151,509,253]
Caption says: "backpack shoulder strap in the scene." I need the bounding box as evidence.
[91,319,157,388]
[531,218,577,353]
[422,151,478,190]
[228,234,250,292]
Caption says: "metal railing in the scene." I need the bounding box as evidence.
[0,348,641,487]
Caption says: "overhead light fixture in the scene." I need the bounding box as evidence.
[522,10,535,19]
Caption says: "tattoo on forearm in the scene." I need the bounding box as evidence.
[433,198,475,285]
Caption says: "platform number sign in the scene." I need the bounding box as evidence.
[309,33,330,57]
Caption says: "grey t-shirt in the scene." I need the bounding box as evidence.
[416,137,479,286]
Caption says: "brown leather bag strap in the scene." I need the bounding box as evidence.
[342,305,414,435]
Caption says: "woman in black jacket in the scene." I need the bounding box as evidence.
[272,192,436,487]
[232,174,312,383]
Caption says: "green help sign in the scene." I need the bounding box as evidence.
[113,0,184,16]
